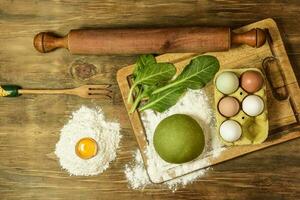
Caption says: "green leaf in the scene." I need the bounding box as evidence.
[152,55,219,94]
[127,62,176,103]
[137,54,156,68]
[134,63,176,85]
[128,54,220,113]
[139,87,186,113]
[133,54,156,78]
[141,85,158,98]
[129,85,158,113]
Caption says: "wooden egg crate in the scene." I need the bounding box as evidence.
[117,18,300,183]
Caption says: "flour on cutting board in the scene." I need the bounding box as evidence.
[125,89,224,190]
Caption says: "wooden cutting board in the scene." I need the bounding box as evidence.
[117,18,300,183]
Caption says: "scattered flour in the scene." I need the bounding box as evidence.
[125,89,224,190]
[55,106,121,176]
[125,150,150,189]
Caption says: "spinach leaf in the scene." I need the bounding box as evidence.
[128,54,220,113]
[139,87,186,112]
[127,62,176,103]
[152,55,219,94]
[133,54,156,78]
[129,54,156,103]
[134,63,176,85]
[129,85,158,113]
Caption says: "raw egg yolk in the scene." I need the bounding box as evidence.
[75,138,98,159]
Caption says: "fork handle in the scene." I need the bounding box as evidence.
[19,89,76,95]
[0,85,21,97]
[0,85,77,97]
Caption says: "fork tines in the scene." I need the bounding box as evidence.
[87,84,113,99]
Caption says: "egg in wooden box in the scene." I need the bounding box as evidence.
[214,68,269,146]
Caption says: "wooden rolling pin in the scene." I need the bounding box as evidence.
[33,27,266,55]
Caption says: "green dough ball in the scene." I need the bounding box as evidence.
[153,114,205,164]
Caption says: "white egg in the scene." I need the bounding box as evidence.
[242,95,264,116]
[220,120,242,142]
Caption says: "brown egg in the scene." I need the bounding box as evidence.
[240,70,264,93]
[218,96,240,117]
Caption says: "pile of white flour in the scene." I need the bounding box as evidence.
[125,89,224,190]
[55,106,121,176]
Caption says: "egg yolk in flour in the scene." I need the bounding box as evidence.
[75,138,98,159]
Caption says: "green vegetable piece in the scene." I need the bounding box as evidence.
[153,55,220,94]
[139,87,186,112]
[128,54,220,113]
[133,54,156,78]
[153,114,205,164]
[127,62,176,103]
[129,85,157,113]
[0,85,21,97]
[134,63,176,86]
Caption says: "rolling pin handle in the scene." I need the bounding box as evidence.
[33,32,68,53]
[231,28,266,48]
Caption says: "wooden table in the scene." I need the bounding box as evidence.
[0,1,299,199]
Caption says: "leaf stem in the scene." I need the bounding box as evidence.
[129,92,143,113]
[151,82,176,94]
[127,83,137,103]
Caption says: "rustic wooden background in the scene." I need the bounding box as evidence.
[0,1,299,199]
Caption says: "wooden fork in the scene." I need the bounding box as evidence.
[0,84,112,99]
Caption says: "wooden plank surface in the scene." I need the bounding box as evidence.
[0,1,299,199]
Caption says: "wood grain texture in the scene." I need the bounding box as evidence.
[33,27,266,54]
[0,1,299,200]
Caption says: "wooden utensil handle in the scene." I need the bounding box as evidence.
[19,89,75,95]
[34,27,266,55]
